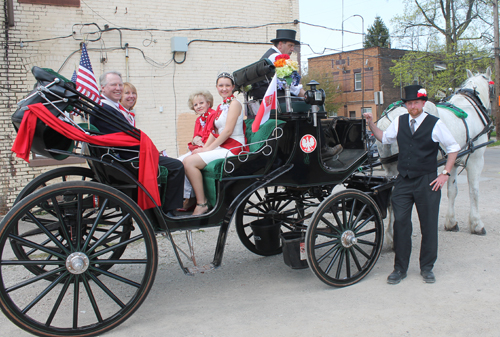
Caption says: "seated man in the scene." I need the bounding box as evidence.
[90,70,184,213]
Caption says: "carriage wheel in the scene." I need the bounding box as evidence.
[0,181,157,337]
[235,186,331,256]
[11,167,131,280]
[305,189,383,287]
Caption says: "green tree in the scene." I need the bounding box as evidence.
[390,45,492,99]
[364,16,391,48]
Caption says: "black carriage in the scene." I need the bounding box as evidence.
[0,63,394,337]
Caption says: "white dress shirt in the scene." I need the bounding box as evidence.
[382,112,461,153]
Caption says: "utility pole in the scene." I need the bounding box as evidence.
[494,0,500,140]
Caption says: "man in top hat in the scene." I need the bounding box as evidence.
[364,84,460,285]
[250,29,305,100]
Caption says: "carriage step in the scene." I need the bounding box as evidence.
[187,264,215,274]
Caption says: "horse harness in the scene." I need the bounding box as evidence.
[439,87,493,168]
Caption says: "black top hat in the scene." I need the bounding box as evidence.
[271,29,300,45]
[402,84,428,102]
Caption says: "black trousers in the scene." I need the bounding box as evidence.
[391,172,441,273]
[158,156,184,212]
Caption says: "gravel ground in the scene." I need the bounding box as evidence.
[1,146,499,337]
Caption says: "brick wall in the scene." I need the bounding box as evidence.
[307,47,409,119]
[0,0,300,211]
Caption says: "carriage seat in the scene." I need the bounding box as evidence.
[201,118,285,207]
[80,123,170,205]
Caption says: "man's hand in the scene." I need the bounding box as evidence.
[430,174,449,191]
[363,112,373,122]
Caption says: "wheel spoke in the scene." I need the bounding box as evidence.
[353,214,375,233]
[89,266,141,288]
[8,233,66,260]
[348,248,363,272]
[93,259,148,265]
[353,244,371,259]
[350,204,367,230]
[50,196,74,252]
[319,215,343,235]
[86,214,131,255]
[46,274,72,326]
[26,211,70,255]
[324,248,342,274]
[317,243,341,265]
[81,274,104,323]
[73,275,80,329]
[5,267,67,293]
[82,198,110,252]
[21,271,69,314]
[335,250,346,279]
[86,272,126,308]
[314,238,340,249]
[89,234,144,259]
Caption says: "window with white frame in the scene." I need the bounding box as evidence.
[355,72,362,91]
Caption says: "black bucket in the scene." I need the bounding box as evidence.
[250,219,281,253]
[281,232,308,269]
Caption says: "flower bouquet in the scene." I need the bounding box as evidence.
[274,54,301,90]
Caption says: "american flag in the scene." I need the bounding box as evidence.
[76,44,100,105]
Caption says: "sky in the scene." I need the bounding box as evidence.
[299,0,406,63]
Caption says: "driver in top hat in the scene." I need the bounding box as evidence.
[249,29,305,100]
[364,84,459,285]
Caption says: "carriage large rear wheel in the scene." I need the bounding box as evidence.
[0,181,157,337]
[235,185,331,256]
[305,189,383,287]
[11,167,131,280]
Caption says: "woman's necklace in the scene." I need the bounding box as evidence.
[216,95,235,120]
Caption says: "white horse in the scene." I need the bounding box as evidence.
[376,69,492,246]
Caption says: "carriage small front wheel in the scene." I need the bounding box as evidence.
[0,181,158,337]
[305,189,384,287]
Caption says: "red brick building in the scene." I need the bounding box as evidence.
[307,47,410,118]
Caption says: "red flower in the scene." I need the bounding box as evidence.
[489,81,495,85]
[275,54,290,61]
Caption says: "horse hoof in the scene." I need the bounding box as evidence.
[473,228,486,236]
[446,223,459,232]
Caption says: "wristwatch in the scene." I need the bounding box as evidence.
[442,169,450,176]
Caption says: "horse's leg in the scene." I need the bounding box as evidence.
[385,199,395,250]
[466,152,486,235]
[444,166,459,232]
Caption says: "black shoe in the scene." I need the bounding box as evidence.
[421,270,435,283]
[321,144,343,159]
[387,270,407,284]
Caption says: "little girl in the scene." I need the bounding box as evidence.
[177,90,215,211]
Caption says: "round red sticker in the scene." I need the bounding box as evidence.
[300,134,317,153]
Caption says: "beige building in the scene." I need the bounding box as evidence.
[0,0,300,211]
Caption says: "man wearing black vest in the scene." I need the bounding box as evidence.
[364,85,459,284]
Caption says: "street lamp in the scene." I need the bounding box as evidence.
[341,14,364,117]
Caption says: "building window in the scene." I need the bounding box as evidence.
[18,0,80,6]
[354,73,362,91]
[361,107,372,114]
[349,111,356,118]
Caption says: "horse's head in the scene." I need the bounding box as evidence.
[462,67,492,111]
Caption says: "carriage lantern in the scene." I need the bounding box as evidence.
[304,80,326,126]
